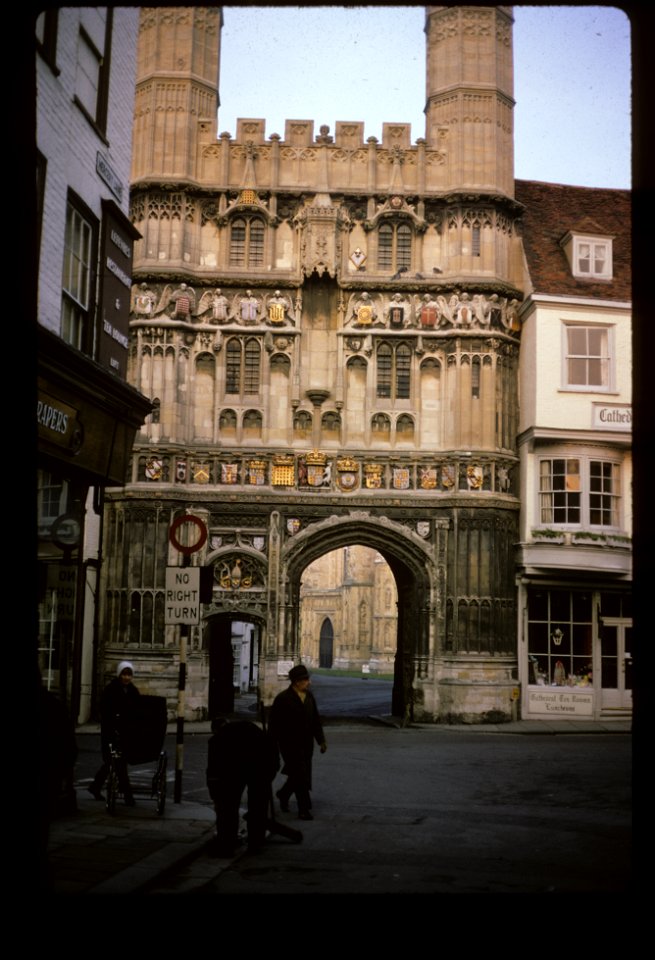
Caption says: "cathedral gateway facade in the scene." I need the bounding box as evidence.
[100,6,526,722]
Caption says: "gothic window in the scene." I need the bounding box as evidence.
[61,193,97,354]
[219,409,237,437]
[229,216,265,267]
[225,338,261,395]
[371,413,391,439]
[293,410,312,441]
[377,221,412,272]
[242,409,263,439]
[472,224,481,257]
[321,410,341,441]
[376,342,411,399]
[471,356,481,398]
[396,414,415,441]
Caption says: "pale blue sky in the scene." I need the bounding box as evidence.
[216,5,631,189]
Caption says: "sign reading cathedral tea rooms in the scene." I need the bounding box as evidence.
[97,201,139,379]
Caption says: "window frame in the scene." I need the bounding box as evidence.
[537,454,622,531]
[37,151,47,269]
[37,470,69,536]
[376,219,413,273]
[36,8,59,71]
[572,235,613,280]
[61,192,98,355]
[376,340,412,401]
[526,588,594,688]
[561,321,614,393]
[73,9,112,135]
[224,336,262,397]
[229,216,266,268]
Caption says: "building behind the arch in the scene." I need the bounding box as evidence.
[96,6,631,724]
[299,546,398,675]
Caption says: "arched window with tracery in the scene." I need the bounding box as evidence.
[371,412,391,440]
[219,408,237,440]
[378,221,412,272]
[377,341,412,399]
[293,409,312,442]
[242,408,262,440]
[396,413,415,442]
[229,216,265,267]
[225,337,261,395]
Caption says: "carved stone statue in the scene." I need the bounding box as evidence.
[267,290,290,325]
[239,289,260,323]
[133,282,156,316]
[350,291,378,327]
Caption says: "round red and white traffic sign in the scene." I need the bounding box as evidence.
[169,514,208,555]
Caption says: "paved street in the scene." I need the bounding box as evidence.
[52,676,632,897]
[141,724,631,896]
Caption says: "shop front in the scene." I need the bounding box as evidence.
[517,580,632,721]
[37,326,152,721]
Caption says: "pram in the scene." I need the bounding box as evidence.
[105,695,168,815]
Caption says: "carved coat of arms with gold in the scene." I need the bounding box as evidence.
[248,460,267,485]
[392,467,411,490]
[193,462,211,484]
[364,464,383,489]
[336,458,359,492]
[145,456,162,481]
[306,451,328,487]
[221,463,239,484]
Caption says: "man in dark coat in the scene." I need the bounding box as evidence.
[206,717,278,856]
[268,664,327,820]
[88,660,140,805]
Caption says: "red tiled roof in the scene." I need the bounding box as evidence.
[514,180,632,302]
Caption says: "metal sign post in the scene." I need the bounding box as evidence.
[166,514,207,803]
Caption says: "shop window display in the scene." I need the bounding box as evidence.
[527,589,593,687]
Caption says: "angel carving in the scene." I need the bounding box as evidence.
[151,283,196,321]
[196,288,231,324]
[266,290,291,326]
[132,282,157,316]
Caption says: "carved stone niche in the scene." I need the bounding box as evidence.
[335,122,365,148]
[236,118,266,143]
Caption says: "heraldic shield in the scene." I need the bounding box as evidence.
[336,458,360,491]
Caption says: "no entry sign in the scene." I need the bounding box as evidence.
[169,514,207,555]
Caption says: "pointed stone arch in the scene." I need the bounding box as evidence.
[270,513,436,722]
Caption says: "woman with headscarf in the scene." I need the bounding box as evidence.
[88,661,140,805]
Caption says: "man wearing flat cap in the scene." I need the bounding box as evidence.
[268,664,327,820]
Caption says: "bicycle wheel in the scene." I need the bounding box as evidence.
[106,763,119,815]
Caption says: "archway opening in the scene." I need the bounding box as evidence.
[294,535,425,720]
[206,614,261,717]
[300,546,397,673]
[299,545,398,718]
